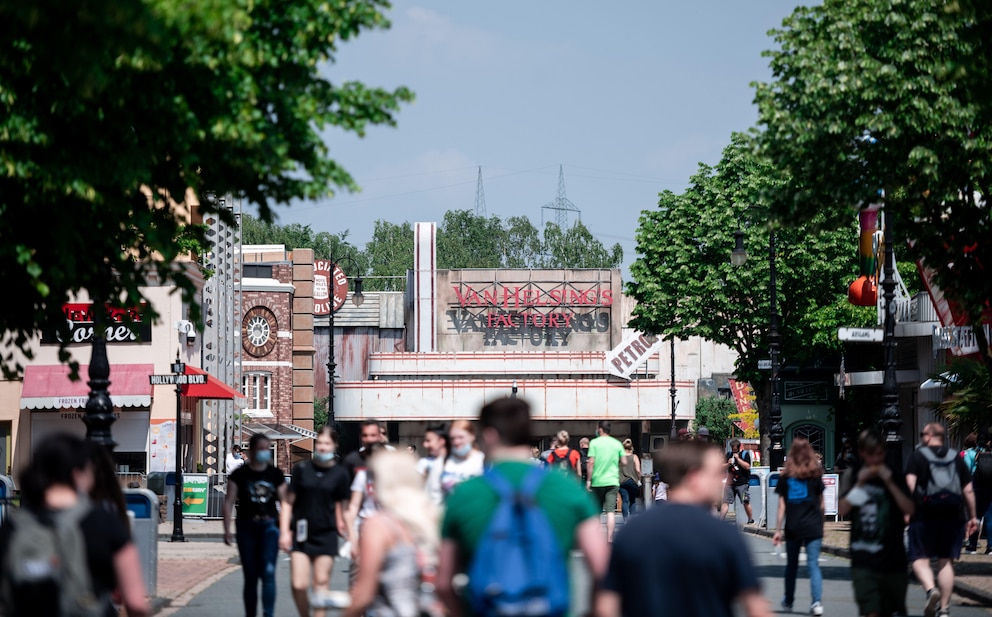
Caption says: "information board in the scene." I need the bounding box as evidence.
[181,474,208,516]
[823,474,839,517]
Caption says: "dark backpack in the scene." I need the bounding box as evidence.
[547,448,578,475]
[466,467,570,617]
[974,451,992,485]
[918,448,963,510]
[0,499,106,617]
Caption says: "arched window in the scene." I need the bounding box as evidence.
[791,423,825,455]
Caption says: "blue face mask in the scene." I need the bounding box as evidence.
[233,453,242,460]
[452,443,473,458]
[313,450,335,464]
[253,450,272,465]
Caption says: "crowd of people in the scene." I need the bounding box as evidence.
[1,409,990,617]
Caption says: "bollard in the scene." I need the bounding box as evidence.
[125,488,159,597]
[766,472,781,532]
[641,474,654,509]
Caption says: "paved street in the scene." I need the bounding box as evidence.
[158,533,992,616]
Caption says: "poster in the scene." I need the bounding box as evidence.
[181,474,209,516]
[823,474,839,516]
[149,420,176,472]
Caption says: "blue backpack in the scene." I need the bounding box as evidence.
[466,467,570,617]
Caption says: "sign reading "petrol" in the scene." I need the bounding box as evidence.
[606,332,664,380]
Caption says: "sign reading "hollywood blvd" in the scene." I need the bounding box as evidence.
[149,374,207,386]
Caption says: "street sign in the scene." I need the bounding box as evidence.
[838,327,883,342]
[181,474,208,516]
[149,374,207,386]
[757,360,772,370]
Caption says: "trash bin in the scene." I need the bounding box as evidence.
[0,475,13,527]
[737,467,767,528]
[766,472,781,531]
[147,472,177,522]
[207,475,226,519]
[125,489,159,597]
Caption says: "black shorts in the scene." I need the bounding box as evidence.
[292,527,340,558]
[851,568,907,616]
[907,519,965,560]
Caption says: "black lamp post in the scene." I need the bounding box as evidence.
[170,353,187,543]
[732,226,785,469]
[669,339,679,440]
[879,212,902,470]
[327,258,364,427]
[83,333,117,449]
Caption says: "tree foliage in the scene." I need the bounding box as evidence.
[241,215,358,263]
[0,0,412,374]
[693,396,737,447]
[933,359,992,439]
[754,0,992,365]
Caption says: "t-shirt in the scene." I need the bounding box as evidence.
[229,464,285,521]
[604,502,760,617]
[440,449,486,497]
[226,453,245,474]
[343,449,368,484]
[546,447,581,474]
[417,456,445,505]
[588,435,625,487]
[350,469,379,522]
[442,461,599,564]
[0,504,130,617]
[839,464,909,572]
[727,450,752,486]
[289,460,350,532]
[775,475,824,540]
[905,445,973,521]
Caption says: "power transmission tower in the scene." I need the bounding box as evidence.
[541,165,581,228]
[474,166,487,216]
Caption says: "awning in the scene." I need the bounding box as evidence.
[181,365,244,400]
[21,364,153,410]
[242,423,306,441]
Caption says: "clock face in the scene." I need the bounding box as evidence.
[242,307,277,357]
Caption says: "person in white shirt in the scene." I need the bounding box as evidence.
[440,419,485,498]
[226,444,245,474]
[416,424,449,506]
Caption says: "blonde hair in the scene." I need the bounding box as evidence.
[622,438,634,452]
[369,451,440,552]
[449,419,476,436]
[557,430,570,445]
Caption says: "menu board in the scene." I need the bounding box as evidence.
[149,420,176,472]
[823,474,839,517]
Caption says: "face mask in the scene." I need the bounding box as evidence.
[253,451,272,465]
[452,443,472,458]
[233,453,242,460]
[313,450,335,464]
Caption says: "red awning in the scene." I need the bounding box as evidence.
[181,365,244,400]
[21,364,154,410]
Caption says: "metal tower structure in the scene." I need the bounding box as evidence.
[541,165,581,228]
[474,166,487,216]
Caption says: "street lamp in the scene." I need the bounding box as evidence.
[878,211,902,470]
[732,224,785,469]
[669,339,679,440]
[83,331,117,449]
[327,257,364,427]
[170,353,187,543]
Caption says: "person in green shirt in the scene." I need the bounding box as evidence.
[437,398,610,617]
[586,420,627,543]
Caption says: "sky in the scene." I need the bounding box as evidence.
[262,1,805,269]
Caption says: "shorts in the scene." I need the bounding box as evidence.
[907,519,965,560]
[592,486,619,512]
[851,568,907,616]
[292,526,340,558]
[723,484,750,505]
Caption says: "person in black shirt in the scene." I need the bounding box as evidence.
[838,429,915,617]
[720,439,754,523]
[279,426,351,617]
[224,434,287,617]
[342,419,387,483]
[773,439,825,616]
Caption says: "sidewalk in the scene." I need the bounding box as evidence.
[155,519,237,615]
[744,521,992,607]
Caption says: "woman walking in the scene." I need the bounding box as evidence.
[618,438,642,520]
[280,426,351,617]
[440,420,485,498]
[773,439,825,616]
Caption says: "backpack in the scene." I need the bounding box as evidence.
[974,451,992,485]
[547,448,578,475]
[918,448,963,510]
[0,500,106,617]
[466,467,570,617]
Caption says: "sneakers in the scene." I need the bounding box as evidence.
[985,546,992,555]
[937,610,950,617]
[810,601,823,615]
[781,599,793,612]
[924,588,941,617]
[747,519,755,524]
[964,546,978,554]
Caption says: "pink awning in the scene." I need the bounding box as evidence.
[21,364,154,410]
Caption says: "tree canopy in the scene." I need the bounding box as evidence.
[0,0,412,373]
[754,0,992,365]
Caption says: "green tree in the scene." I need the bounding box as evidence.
[933,359,992,439]
[0,0,412,374]
[241,214,358,262]
[693,397,737,446]
[363,220,414,291]
[754,0,992,366]
[542,221,623,269]
[437,210,505,269]
[500,216,543,268]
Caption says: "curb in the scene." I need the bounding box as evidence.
[742,528,992,607]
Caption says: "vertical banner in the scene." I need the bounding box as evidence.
[822,474,839,518]
[149,419,176,472]
[414,222,438,352]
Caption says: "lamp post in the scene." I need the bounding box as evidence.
[83,332,117,449]
[669,339,679,440]
[327,257,364,428]
[732,226,785,469]
[879,211,902,470]
[170,353,187,543]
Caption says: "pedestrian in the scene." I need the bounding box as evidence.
[586,420,626,543]
[772,438,825,616]
[546,430,581,475]
[961,432,979,474]
[417,423,448,506]
[227,443,246,474]
[343,419,388,482]
[834,439,856,473]
[618,439,641,521]
[438,397,609,617]
[540,436,558,463]
[596,440,771,617]
[223,433,288,617]
[578,437,591,482]
[677,427,691,442]
[344,450,441,617]
[0,433,150,617]
[440,419,485,498]
[838,429,915,617]
[695,425,712,443]
[905,423,979,617]
[720,439,755,524]
[279,426,351,617]
[345,442,387,557]
[965,432,992,555]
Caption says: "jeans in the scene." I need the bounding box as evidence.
[784,537,822,606]
[236,519,280,617]
[619,479,640,520]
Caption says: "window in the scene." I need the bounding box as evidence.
[242,372,272,417]
[791,424,825,455]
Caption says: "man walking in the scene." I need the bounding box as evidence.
[586,420,626,543]
[905,423,979,617]
[596,441,771,617]
[438,398,609,617]
[343,419,390,482]
[720,439,754,523]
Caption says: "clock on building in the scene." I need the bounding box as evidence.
[242,306,277,357]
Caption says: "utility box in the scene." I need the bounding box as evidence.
[125,489,159,597]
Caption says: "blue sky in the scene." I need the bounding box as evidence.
[264,1,804,268]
